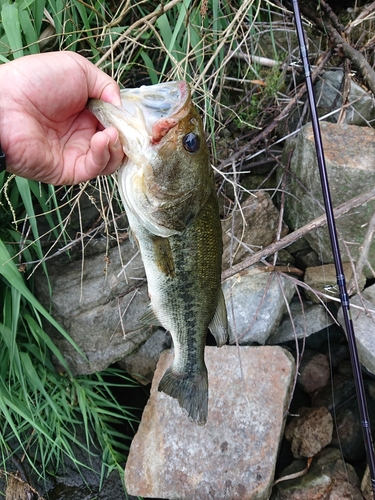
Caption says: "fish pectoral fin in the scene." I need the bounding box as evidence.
[158,365,208,425]
[209,287,229,347]
[152,235,175,277]
[140,306,161,326]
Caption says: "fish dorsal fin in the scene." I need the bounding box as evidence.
[208,288,229,347]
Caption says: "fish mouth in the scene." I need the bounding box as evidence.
[119,81,190,143]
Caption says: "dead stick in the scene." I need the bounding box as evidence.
[222,185,375,281]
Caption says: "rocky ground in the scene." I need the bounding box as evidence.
[29,110,375,499]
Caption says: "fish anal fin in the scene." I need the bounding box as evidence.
[209,288,229,347]
[151,235,175,277]
[158,365,208,425]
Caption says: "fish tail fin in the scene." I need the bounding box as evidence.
[158,366,208,425]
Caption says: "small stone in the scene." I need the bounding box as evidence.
[284,407,333,458]
[312,374,355,411]
[304,262,366,303]
[125,346,295,500]
[268,301,334,344]
[293,248,322,270]
[361,466,373,500]
[321,342,349,368]
[315,69,375,126]
[275,448,363,500]
[223,267,295,345]
[329,379,375,462]
[330,407,364,461]
[297,351,330,394]
[337,359,354,378]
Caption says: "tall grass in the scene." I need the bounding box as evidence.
[0,0,291,494]
[0,173,139,491]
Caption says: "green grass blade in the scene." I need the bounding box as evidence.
[140,51,158,84]
[1,2,24,58]
[19,8,39,54]
[0,240,85,365]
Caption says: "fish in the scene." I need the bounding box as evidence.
[88,81,228,425]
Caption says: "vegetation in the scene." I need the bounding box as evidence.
[0,173,139,495]
[0,0,283,495]
[2,0,374,496]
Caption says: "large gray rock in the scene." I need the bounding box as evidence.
[337,283,375,377]
[268,301,334,344]
[315,69,375,126]
[222,190,288,270]
[222,266,295,345]
[125,346,295,500]
[282,121,375,276]
[34,239,154,375]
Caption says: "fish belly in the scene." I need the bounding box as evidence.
[126,192,223,425]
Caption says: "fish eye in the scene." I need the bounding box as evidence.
[183,132,200,153]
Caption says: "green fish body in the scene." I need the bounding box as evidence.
[88,82,228,424]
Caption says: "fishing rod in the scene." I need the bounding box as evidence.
[291,0,375,495]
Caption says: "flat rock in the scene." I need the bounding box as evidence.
[337,283,375,376]
[222,267,295,345]
[281,122,375,276]
[125,346,295,500]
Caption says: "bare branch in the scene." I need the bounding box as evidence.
[222,185,375,281]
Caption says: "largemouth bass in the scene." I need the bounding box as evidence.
[88,81,228,425]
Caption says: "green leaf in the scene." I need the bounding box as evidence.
[19,8,39,54]
[140,51,158,85]
[20,351,60,413]
[16,0,37,10]
[1,2,24,58]
[0,240,85,366]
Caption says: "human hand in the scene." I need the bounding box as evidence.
[0,51,124,185]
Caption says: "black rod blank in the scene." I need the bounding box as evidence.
[291,0,375,495]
